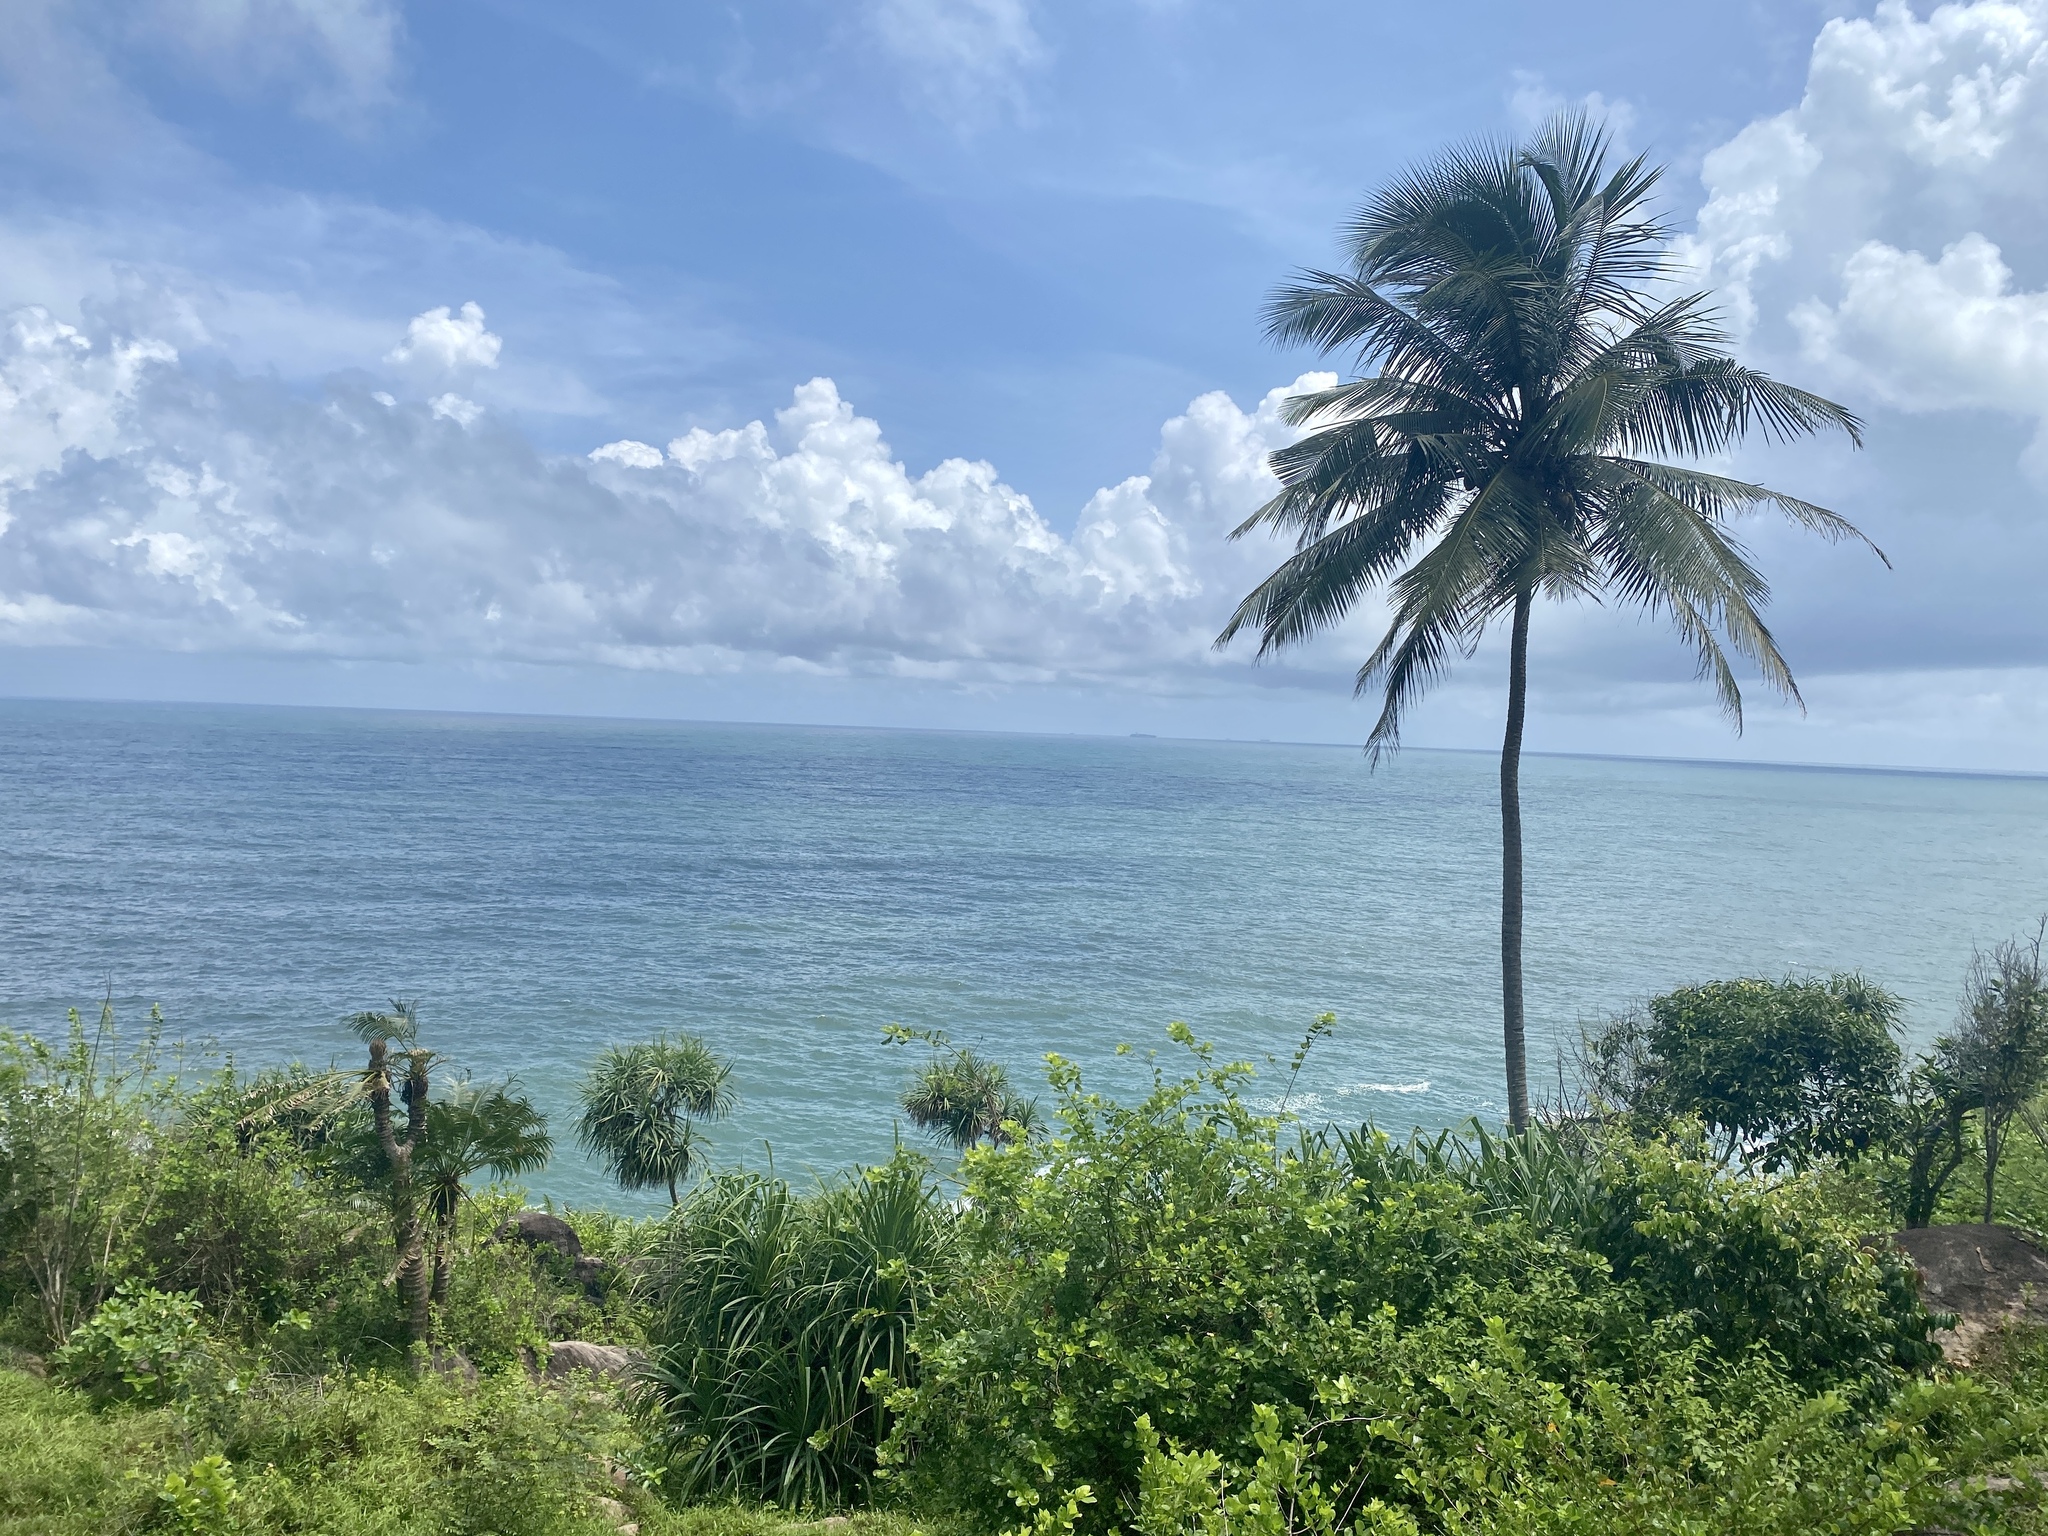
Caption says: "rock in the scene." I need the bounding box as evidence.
[572,1255,608,1290]
[545,1340,644,1382]
[592,1496,630,1522]
[427,1348,478,1384]
[496,1209,583,1260]
[821,1519,851,1532]
[1892,1223,2048,1364]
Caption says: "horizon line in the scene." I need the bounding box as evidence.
[3,689,2043,785]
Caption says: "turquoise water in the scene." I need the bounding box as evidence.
[2,697,2045,1204]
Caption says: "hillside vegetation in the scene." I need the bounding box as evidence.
[4,982,2048,1535]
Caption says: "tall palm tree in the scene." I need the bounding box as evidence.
[577,1034,736,1204]
[416,1082,553,1304]
[1218,116,1880,1129]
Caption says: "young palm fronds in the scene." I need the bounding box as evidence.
[577,1034,735,1204]
[640,1156,956,1507]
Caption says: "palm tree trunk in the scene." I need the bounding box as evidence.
[1500,587,1533,1133]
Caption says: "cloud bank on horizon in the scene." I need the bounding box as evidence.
[1,0,2047,768]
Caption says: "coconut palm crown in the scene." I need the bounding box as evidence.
[1218,115,1882,1130]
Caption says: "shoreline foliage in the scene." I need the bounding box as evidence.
[4,996,2048,1534]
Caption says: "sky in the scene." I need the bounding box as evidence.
[0,0,2045,770]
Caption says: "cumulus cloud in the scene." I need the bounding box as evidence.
[386,302,502,373]
[0,300,1333,686]
[1686,0,2048,399]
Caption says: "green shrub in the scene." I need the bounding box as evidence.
[885,1030,1939,1536]
[0,1363,653,1536]
[51,1284,213,1405]
[1583,976,1903,1171]
[158,1454,239,1536]
[643,1153,956,1507]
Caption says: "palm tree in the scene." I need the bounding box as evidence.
[343,1001,436,1346]
[901,1047,1038,1151]
[1218,116,1879,1129]
[416,1082,553,1304]
[577,1034,736,1204]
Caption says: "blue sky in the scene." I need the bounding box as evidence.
[2,1,2046,769]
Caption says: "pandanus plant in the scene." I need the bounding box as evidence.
[577,1034,735,1204]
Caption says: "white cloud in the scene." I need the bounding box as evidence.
[1686,0,2048,388]
[0,301,1335,687]
[589,439,664,469]
[865,0,1046,123]
[429,392,483,426]
[127,0,404,125]
[1790,233,2048,416]
[387,302,503,373]
[1505,71,1638,146]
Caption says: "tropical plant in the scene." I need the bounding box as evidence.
[415,1083,553,1304]
[343,1000,436,1347]
[0,1000,175,1345]
[51,1282,211,1404]
[887,1026,1039,1152]
[576,1034,734,1205]
[887,1028,1935,1536]
[1216,115,1875,1129]
[1582,975,1903,1171]
[1940,923,2048,1223]
[642,1155,955,1506]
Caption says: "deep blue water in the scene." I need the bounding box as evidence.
[2,698,2045,1204]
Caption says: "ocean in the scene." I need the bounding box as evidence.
[2,697,2044,1205]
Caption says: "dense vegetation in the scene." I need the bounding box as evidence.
[7,939,2048,1534]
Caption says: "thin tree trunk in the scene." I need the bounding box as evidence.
[1500,587,1533,1133]
[430,1224,454,1307]
[1985,1113,2003,1225]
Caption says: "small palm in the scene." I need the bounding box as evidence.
[417,1082,554,1225]
[577,1034,736,1203]
[902,1048,1036,1151]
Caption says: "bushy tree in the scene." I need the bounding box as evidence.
[1584,975,1903,1171]
[576,1034,734,1204]
[1217,116,1874,1129]
[0,1001,175,1345]
[1909,924,2048,1226]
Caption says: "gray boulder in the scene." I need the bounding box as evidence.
[1893,1223,2048,1364]
[496,1210,583,1260]
[545,1340,645,1383]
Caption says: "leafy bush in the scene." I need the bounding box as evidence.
[885,1030,1938,1536]
[643,1153,956,1507]
[158,1454,239,1536]
[1583,976,1903,1171]
[52,1284,213,1405]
